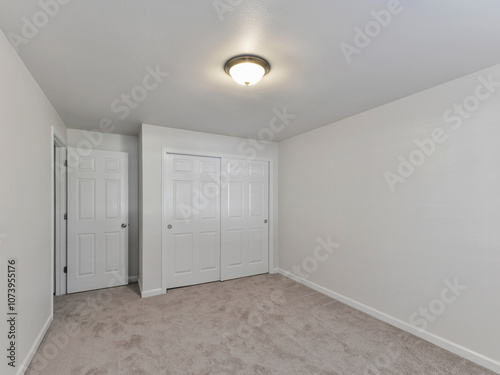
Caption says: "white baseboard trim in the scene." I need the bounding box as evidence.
[270,268,279,274]
[128,275,138,283]
[17,314,53,375]
[138,278,165,298]
[278,269,500,374]
[140,288,165,298]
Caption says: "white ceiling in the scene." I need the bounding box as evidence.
[1,0,500,141]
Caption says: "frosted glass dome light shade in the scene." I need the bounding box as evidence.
[224,56,270,86]
[229,63,265,86]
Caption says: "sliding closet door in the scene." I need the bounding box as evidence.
[221,159,269,281]
[164,154,221,288]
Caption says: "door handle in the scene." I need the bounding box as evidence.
[264,219,268,224]
[121,223,127,228]
[167,224,172,229]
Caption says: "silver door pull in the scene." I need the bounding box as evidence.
[167,224,173,229]
[264,219,268,224]
[121,223,127,228]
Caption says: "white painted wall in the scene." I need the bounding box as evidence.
[0,29,67,374]
[139,124,279,296]
[67,130,139,281]
[278,64,500,372]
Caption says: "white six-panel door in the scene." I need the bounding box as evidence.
[67,148,128,293]
[164,154,221,288]
[221,159,269,281]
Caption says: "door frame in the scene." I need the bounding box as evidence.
[51,127,67,297]
[161,147,275,291]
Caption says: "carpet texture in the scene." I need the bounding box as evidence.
[26,274,496,375]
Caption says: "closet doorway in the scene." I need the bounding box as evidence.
[163,152,269,289]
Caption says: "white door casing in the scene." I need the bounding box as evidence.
[221,159,269,281]
[164,154,221,288]
[67,148,128,293]
[54,146,67,295]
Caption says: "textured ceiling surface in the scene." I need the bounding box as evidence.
[1,1,500,140]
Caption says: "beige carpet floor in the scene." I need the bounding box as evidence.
[26,274,495,375]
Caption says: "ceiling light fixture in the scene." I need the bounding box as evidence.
[224,55,270,86]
